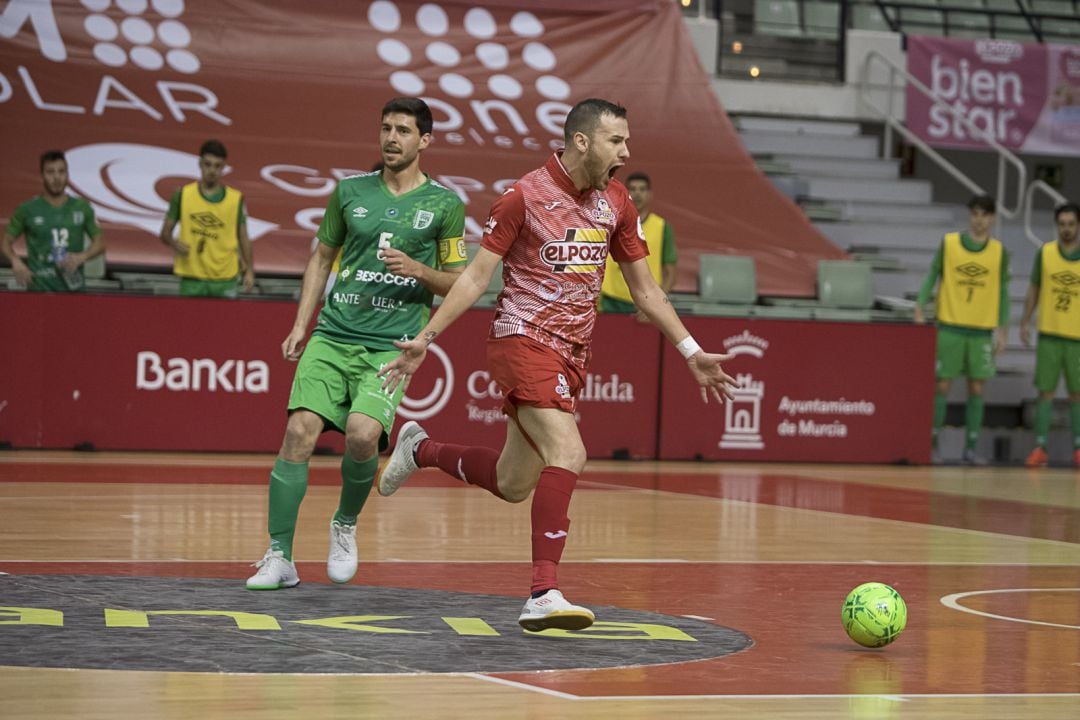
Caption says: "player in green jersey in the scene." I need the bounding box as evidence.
[913,195,1009,466]
[2,150,105,292]
[1020,202,1080,468]
[247,97,468,590]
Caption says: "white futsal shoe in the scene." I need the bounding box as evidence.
[378,421,428,497]
[518,589,595,632]
[246,548,300,590]
[327,519,358,584]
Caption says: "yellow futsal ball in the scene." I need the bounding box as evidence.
[842,582,907,648]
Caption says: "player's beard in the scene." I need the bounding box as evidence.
[43,177,67,198]
[583,148,610,190]
[382,145,417,172]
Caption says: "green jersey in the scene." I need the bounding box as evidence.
[5,195,102,292]
[313,172,466,349]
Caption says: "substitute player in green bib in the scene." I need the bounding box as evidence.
[600,171,677,317]
[159,139,255,298]
[2,150,105,292]
[1020,202,1080,467]
[914,195,1009,465]
[247,97,467,590]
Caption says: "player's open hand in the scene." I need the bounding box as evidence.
[281,327,307,362]
[687,351,737,404]
[60,252,84,273]
[379,337,429,394]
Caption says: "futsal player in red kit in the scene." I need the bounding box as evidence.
[378,98,735,632]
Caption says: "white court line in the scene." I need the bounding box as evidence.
[941,588,1080,629]
[467,673,581,700]
[2,559,1080,566]
[465,676,1080,702]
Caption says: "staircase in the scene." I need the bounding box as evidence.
[735,114,1071,464]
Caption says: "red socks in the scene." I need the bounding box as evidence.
[530,466,578,594]
[415,439,578,596]
[415,439,503,499]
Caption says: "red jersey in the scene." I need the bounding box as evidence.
[480,153,646,367]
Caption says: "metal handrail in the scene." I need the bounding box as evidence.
[1023,180,1066,248]
[858,50,1026,224]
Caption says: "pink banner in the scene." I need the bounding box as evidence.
[0,0,843,297]
[906,35,1080,155]
[658,319,935,464]
[0,295,933,463]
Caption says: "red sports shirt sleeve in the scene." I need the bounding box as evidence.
[608,188,647,263]
[479,186,526,257]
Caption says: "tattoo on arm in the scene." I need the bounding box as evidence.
[423,331,438,345]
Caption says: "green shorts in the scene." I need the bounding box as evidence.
[1034,333,1080,393]
[179,276,239,298]
[287,334,405,450]
[936,326,995,380]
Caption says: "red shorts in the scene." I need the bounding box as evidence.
[487,335,586,417]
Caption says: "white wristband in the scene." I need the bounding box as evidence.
[676,336,701,359]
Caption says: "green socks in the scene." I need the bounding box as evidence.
[268,458,309,561]
[334,454,377,526]
[965,395,984,450]
[932,392,947,447]
[1034,398,1052,449]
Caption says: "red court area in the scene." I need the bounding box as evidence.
[2,456,1079,702]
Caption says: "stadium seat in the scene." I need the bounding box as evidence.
[817,260,873,309]
[755,0,805,36]
[699,254,757,303]
[688,254,756,316]
[852,2,897,32]
[804,1,842,39]
[942,0,992,36]
[900,0,946,35]
[984,0,1038,39]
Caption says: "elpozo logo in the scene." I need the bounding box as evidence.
[366,1,572,152]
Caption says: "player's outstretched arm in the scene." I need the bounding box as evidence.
[621,258,737,403]
[282,242,338,361]
[379,247,501,393]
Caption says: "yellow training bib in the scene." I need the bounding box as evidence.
[1038,241,1080,340]
[174,182,242,280]
[601,212,666,303]
[937,232,1002,329]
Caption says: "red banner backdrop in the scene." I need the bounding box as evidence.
[0,0,843,296]
[658,318,935,464]
[906,35,1080,156]
[0,294,661,457]
[0,295,932,463]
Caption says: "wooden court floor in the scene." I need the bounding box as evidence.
[1,451,1079,719]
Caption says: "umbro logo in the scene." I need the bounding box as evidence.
[190,212,224,229]
[543,201,561,211]
[1051,271,1080,287]
[954,262,988,278]
[353,207,369,218]
[544,530,567,539]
